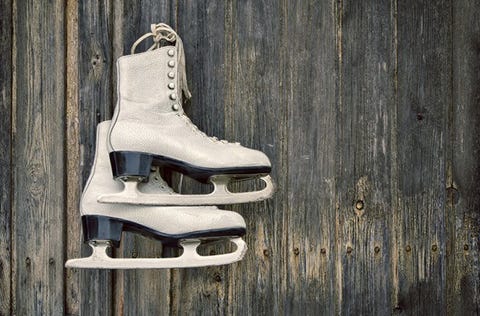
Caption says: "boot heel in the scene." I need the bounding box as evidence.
[82,215,124,247]
[110,151,152,180]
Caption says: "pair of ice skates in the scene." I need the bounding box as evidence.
[65,24,274,269]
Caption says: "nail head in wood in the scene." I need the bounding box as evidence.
[355,200,364,210]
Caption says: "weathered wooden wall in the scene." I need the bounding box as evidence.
[0,0,479,315]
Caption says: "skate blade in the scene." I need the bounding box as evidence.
[65,238,247,269]
[98,175,274,206]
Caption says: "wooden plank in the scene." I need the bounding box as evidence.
[79,0,114,180]
[177,1,226,144]
[65,0,81,314]
[335,0,395,313]
[222,1,285,314]
[447,0,480,313]
[11,0,65,314]
[111,2,176,315]
[77,1,114,315]
[0,0,12,314]
[170,2,239,314]
[284,1,337,314]
[394,0,451,313]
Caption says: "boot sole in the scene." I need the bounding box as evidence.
[109,151,271,183]
[82,215,246,248]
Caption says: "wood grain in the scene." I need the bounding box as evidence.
[224,1,286,314]
[0,0,12,314]
[394,0,451,313]
[448,0,480,313]
[284,1,337,314]
[65,0,81,314]
[12,0,65,314]
[336,0,395,314]
[77,1,114,315]
[172,2,239,315]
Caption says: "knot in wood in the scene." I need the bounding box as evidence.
[446,186,459,205]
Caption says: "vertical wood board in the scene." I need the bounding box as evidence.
[77,1,114,315]
[336,0,395,314]
[394,0,451,313]
[284,1,337,314]
[0,0,12,314]
[448,0,480,313]
[224,1,286,314]
[12,0,66,314]
[65,0,81,313]
[174,2,233,315]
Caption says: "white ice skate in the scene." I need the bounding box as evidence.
[65,121,247,269]
[98,23,274,206]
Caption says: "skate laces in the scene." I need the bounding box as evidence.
[131,23,231,145]
[179,114,229,143]
[131,23,191,99]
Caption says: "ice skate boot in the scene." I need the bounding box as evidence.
[99,23,274,206]
[65,121,247,269]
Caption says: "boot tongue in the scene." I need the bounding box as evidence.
[130,23,192,101]
[175,36,192,100]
